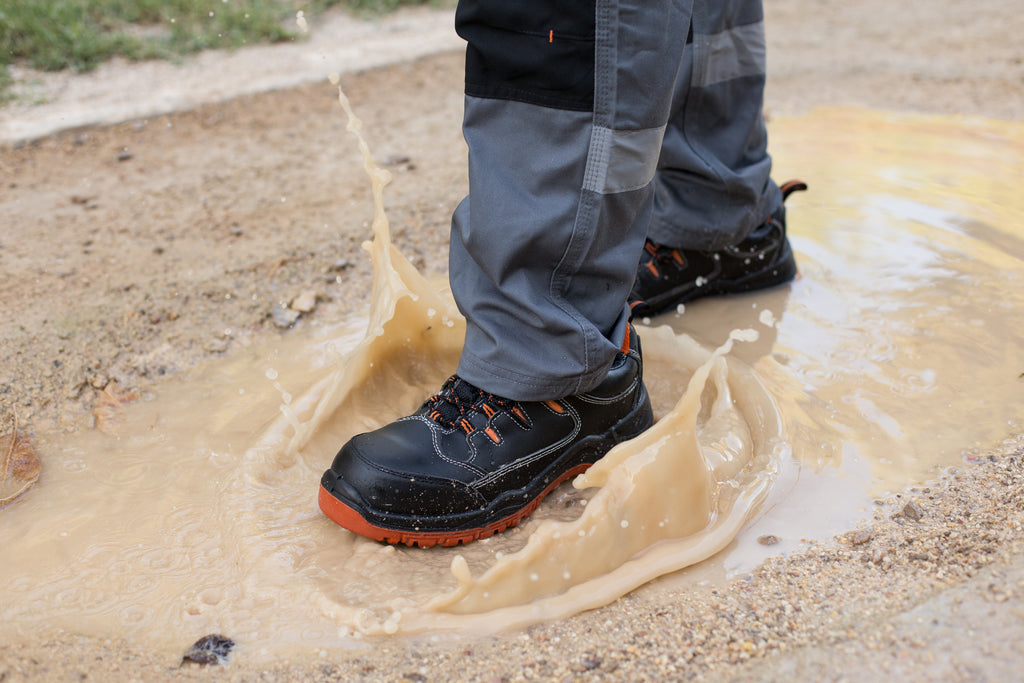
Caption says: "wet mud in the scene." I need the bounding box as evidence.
[1,105,1022,668]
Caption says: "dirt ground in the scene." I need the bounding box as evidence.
[2,1,1024,680]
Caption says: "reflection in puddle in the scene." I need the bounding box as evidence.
[1,109,1022,660]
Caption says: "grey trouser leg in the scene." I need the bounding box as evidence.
[450,0,694,401]
[648,0,780,251]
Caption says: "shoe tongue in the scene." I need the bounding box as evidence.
[451,377,482,406]
[432,377,483,426]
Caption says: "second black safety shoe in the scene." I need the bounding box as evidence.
[319,326,653,547]
[630,180,807,317]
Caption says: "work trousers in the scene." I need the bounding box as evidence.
[449,0,779,400]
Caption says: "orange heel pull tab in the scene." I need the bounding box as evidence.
[780,179,808,200]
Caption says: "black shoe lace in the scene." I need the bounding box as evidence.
[640,239,688,278]
[641,180,808,272]
[424,376,527,434]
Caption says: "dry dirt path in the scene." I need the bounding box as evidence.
[1,2,1023,681]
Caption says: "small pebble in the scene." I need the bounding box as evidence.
[897,501,925,522]
[204,338,229,353]
[290,290,318,313]
[182,634,234,666]
[844,528,874,546]
[382,153,411,166]
[757,534,781,546]
[271,304,301,329]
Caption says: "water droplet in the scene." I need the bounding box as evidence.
[264,368,278,380]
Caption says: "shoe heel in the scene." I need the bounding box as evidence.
[613,384,654,442]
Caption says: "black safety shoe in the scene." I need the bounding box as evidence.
[629,180,808,317]
[319,326,653,547]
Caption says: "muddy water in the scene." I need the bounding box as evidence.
[1,108,1022,660]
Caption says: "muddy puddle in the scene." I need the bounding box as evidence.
[1,107,1022,661]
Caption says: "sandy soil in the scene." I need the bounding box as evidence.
[2,1,1023,680]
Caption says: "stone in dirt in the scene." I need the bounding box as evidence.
[272,304,302,329]
[897,501,925,522]
[181,634,235,666]
[844,528,874,546]
[290,290,319,313]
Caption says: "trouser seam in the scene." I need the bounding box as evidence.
[546,0,620,395]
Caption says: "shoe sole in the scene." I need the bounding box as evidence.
[318,461,593,547]
[638,241,797,317]
[318,388,654,548]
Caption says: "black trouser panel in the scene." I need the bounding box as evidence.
[456,0,597,111]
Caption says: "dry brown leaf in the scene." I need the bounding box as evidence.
[93,381,140,435]
[1,412,41,508]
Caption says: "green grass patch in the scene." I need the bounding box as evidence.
[0,65,14,105]
[0,0,435,103]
